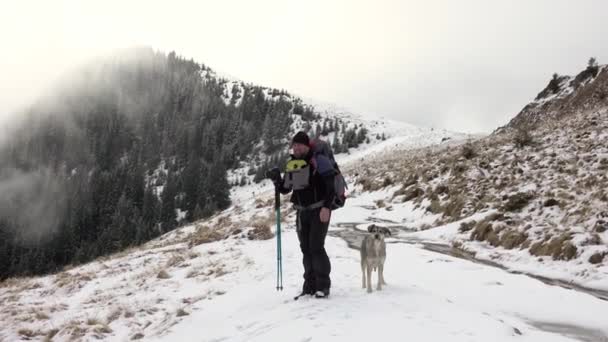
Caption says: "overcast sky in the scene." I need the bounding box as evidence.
[1,0,607,133]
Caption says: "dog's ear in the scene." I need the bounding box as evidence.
[383,227,392,236]
[367,224,376,233]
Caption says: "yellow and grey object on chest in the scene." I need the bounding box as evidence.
[284,162,311,190]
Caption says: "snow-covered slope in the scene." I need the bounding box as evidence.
[498,63,608,133]
[349,107,608,290]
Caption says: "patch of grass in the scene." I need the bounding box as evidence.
[357,176,383,192]
[254,197,274,208]
[186,268,201,279]
[87,317,102,326]
[443,195,465,220]
[470,221,500,246]
[503,192,534,212]
[189,224,224,247]
[381,176,393,188]
[44,329,59,342]
[589,252,606,264]
[514,125,534,148]
[187,251,201,259]
[530,233,578,260]
[157,269,171,279]
[469,213,506,246]
[107,307,122,323]
[247,221,274,240]
[93,324,113,334]
[595,220,607,233]
[132,332,145,340]
[165,254,185,268]
[65,321,88,340]
[434,184,449,195]
[54,272,72,288]
[18,328,39,338]
[452,162,468,175]
[426,199,442,214]
[499,230,528,249]
[402,187,425,202]
[0,277,22,288]
[124,309,135,318]
[34,310,50,320]
[459,220,477,233]
[543,198,559,207]
[561,243,578,260]
[176,308,190,317]
[461,142,477,159]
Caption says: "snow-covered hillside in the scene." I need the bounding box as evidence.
[2,124,607,342]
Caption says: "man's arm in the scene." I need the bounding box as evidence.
[321,172,336,209]
[315,155,336,209]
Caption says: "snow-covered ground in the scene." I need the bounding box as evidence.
[155,218,608,342]
[1,121,607,342]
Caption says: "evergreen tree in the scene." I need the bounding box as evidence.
[160,172,178,232]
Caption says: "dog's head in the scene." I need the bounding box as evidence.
[367,224,391,241]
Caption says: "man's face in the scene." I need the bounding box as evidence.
[292,142,310,158]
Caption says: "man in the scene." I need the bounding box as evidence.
[271,131,336,299]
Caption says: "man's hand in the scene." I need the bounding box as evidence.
[320,207,331,223]
[266,167,282,186]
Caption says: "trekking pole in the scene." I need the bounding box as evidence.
[274,185,283,291]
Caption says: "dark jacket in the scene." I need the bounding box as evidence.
[278,150,336,209]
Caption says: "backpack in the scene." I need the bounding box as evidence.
[309,138,347,210]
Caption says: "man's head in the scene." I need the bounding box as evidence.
[291,131,310,158]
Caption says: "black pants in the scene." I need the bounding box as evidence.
[296,208,331,293]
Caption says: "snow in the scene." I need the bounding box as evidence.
[176,208,187,222]
[152,228,608,342]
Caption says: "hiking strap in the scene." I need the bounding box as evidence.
[293,200,325,211]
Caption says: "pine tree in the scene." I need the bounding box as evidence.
[182,156,201,217]
[332,133,341,153]
[588,57,598,68]
[160,172,178,232]
[315,123,322,138]
[142,184,159,225]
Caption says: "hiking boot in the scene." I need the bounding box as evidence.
[314,288,330,298]
[294,289,315,300]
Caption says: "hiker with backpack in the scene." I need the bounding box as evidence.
[268,131,346,299]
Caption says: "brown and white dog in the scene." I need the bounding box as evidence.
[360,224,391,293]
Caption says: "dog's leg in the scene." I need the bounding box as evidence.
[361,261,366,289]
[377,263,384,290]
[366,264,373,293]
[376,264,382,291]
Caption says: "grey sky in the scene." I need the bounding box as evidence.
[1,0,607,134]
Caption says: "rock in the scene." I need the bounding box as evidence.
[131,333,145,340]
[543,198,559,207]
[594,220,607,233]
[589,252,606,264]
[503,192,534,212]
[403,187,425,202]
